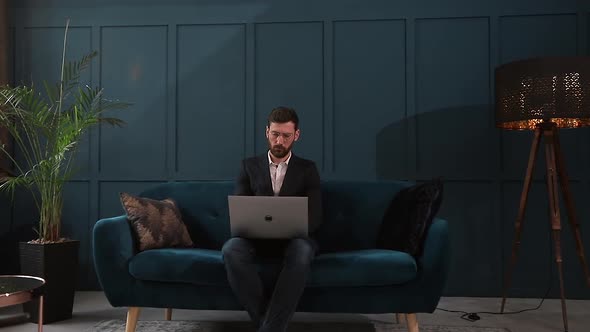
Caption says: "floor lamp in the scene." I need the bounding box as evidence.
[495,57,590,332]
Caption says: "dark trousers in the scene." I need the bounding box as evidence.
[221,237,316,332]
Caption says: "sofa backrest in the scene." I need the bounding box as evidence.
[315,181,409,252]
[139,180,409,252]
[140,181,234,250]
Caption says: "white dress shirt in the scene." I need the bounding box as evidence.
[268,150,292,196]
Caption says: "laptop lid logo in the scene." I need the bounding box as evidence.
[264,215,273,222]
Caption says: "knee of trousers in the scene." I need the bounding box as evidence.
[284,238,315,266]
[221,237,255,262]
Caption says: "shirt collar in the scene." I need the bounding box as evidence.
[268,150,292,166]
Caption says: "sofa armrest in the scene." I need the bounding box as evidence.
[92,215,137,306]
[420,218,450,274]
[413,218,450,307]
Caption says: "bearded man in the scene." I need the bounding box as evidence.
[221,106,322,332]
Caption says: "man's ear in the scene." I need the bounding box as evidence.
[294,129,300,141]
[265,126,270,138]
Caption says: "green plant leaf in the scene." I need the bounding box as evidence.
[0,22,130,241]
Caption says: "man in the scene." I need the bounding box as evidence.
[222,106,322,332]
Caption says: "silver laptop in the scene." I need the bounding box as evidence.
[228,195,308,239]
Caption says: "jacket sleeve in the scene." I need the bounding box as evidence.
[306,161,323,234]
[235,159,254,195]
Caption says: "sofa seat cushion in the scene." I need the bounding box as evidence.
[310,249,417,286]
[129,248,226,286]
[128,248,417,287]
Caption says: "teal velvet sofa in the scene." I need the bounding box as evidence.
[93,180,450,332]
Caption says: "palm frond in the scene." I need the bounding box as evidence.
[43,81,60,106]
[62,51,98,95]
[0,173,35,193]
[99,117,126,127]
[75,86,129,125]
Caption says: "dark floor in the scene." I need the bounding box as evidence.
[0,292,588,332]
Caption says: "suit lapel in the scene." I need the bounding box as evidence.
[279,154,300,196]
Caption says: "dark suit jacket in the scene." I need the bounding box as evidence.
[235,153,323,234]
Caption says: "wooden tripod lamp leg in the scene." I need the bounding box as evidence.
[501,127,542,313]
[544,128,568,332]
[551,125,590,287]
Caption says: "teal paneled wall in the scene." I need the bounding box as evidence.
[334,19,406,177]
[255,22,324,165]
[415,17,491,178]
[177,24,246,178]
[100,26,169,178]
[4,1,590,299]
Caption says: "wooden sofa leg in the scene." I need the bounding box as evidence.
[125,307,140,332]
[396,313,406,324]
[406,313,419,332]
[165,308,172,320]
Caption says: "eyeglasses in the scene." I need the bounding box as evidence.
[269,131,294,141]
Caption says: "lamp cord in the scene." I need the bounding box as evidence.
[436,221,554,322]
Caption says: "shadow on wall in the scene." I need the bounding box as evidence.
[375,104,507,297]
[0,190,37,275]
[376,104,499,181]
[376,103,590,298]
[0,225,35,274]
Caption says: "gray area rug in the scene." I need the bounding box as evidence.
[89,319,510,332]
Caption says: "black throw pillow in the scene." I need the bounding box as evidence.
[377,178,443,257]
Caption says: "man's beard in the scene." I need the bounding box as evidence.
[269,142,291,159]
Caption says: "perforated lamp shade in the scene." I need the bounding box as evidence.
[495,56,590,130]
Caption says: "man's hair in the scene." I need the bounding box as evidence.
[268,106,299,130]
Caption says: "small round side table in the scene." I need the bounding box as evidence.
[0,275,45,332]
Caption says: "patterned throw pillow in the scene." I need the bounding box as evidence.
[119,192,194,252]
[376,178,443,257]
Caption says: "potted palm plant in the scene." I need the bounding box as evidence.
[0,20,129,323]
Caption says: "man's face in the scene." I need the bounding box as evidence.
[266,121,300,159]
